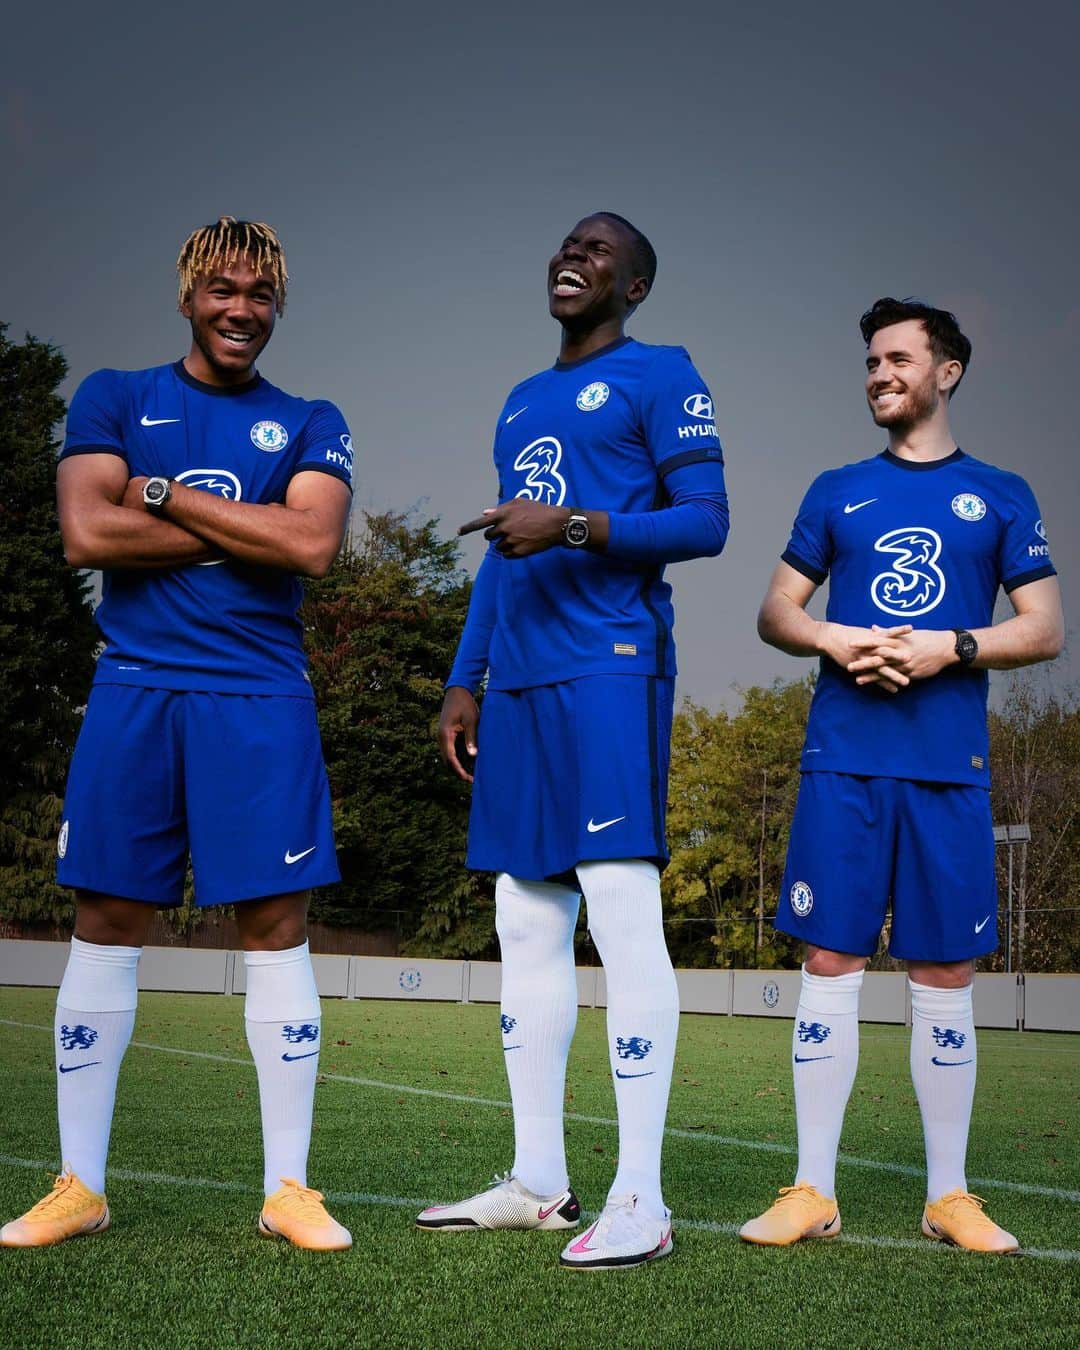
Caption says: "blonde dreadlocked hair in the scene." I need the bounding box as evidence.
[176,216,289,314]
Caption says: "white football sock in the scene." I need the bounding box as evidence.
[909,979,977,1201]
[495,872,580,1197]
[55,936,140,1195]
[792,965,863,1199]
[578,860,678,1222]
[244,942,322,1197]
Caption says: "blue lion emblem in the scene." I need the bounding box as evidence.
[500,1014,517,1035]
[797,1021,831,1045]
[932,1026,967,1050]
[513,436,566,505]
[59,1024,98,1051]
[616,1036,653,1061]
[282,1024,319,1044]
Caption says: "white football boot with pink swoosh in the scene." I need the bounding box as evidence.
[416,1172,580,1231]
[560,1194,674,1269]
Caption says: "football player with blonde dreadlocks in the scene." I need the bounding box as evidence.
[1,217,354,1253]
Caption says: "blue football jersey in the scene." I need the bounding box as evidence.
[450,337,728,691]
[61,361,354,696]
[782,448,1056,786]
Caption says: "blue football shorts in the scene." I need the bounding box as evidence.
[776,771,998,962]
[57,685,340,907]
[466,675,674,883]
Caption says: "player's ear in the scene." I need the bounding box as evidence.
[939,358,963,394]
[179,290,193,319]
[627,276,649,306]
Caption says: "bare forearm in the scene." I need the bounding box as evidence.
[62,503,216,569]
[970,610,1064,670]
[757,593,827,657]
[162,482,339,577]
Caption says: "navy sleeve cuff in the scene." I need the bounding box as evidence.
[658,446,725,477]
[781,548,827,585]
[1002,564,1057,594]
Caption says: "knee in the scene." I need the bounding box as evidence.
[907,959,973,989]
[804,946,868,978]
[495,877,577,963]
[73,893,153,947]
[236,893,309,951]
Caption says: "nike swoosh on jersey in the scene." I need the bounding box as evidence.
[281,1050,320,1062]
[58,1061,103,1073]
[505,406,528,423]
[931,1056,974,1067]
[843,498,878,513]
[587,816,626,833]
[284,846,317,864]
[614,1069,655,1078]
[140,415,181,426]
[974,915,992,934]
[794,1054,835,1063]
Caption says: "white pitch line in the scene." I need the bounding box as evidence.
[1,1153,1076,1263]
[2,1017,1078,1204]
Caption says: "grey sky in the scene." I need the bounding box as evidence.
[4,0,1076,709]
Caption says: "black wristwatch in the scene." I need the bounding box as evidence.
[562,513,590,548]
[953,629,978,665]
[143,476,173,514]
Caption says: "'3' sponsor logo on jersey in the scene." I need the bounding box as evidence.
[513,436,566,506]
[871,527,946,617]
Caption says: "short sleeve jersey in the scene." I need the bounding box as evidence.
[61,361,354,696]
[782,448,1056,786]
[484,337,725,689]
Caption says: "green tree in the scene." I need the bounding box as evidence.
[665,678,811,968]
[302,510,494,955]
[988,673,1080,973]
[0,326,99,928]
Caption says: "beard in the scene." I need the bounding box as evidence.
[869,376,939,431]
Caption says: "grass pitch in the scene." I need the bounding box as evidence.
[0,986,1076,1349]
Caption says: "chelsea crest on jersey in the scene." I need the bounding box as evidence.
[61,361,354,697]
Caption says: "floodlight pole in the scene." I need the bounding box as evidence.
[992,822,1031,974]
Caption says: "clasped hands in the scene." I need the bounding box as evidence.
[824,622,957,694]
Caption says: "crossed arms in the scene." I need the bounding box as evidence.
[757,560,1064,692]
[57,454,351,578]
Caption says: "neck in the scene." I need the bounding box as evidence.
[558,315,627,364]
[887,409,957,462]
[183,346,256,388]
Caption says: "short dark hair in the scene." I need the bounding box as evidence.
[859,296,971,394]
[595,212,658,292]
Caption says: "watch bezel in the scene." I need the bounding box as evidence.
[143,476,172,513]
[563,513,590,548]
[953,628,978,665]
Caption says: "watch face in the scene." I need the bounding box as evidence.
[565,517,589,546]
[956,631,978,663]
[145,481,167,504]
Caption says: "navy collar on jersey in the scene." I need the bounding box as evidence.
[880,447,966,472]
[553,335,634,372]
[172,359,263,397]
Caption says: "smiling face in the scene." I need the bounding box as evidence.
[547,215,650,333]
[181,257,277,385]
[865,318,958,430]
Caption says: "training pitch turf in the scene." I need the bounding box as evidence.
[0,986,1076,1348]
